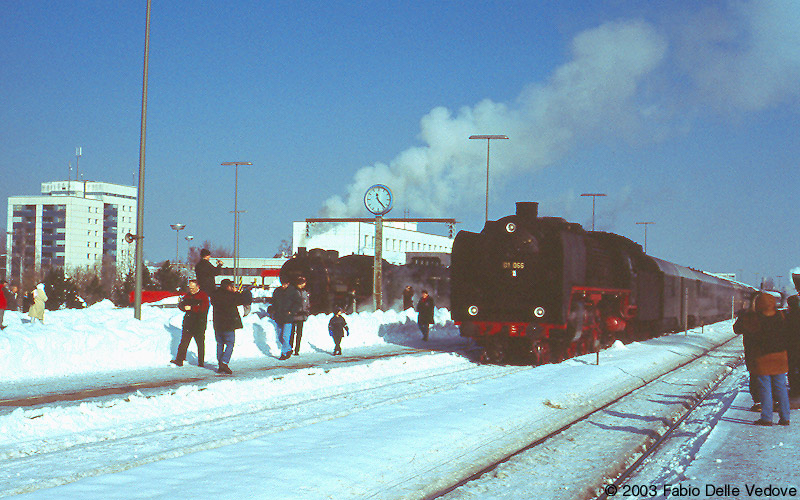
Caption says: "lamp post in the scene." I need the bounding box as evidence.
[581,193,606,231]
[133,0,152,320]
[469,135,508,222]
[635,221,655,253]
[184,235,193,274]
[221,161,252,285]
[170,224,185,266]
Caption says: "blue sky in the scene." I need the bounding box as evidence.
[2,1,799,289]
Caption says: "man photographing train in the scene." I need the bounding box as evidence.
[195,249,224,294]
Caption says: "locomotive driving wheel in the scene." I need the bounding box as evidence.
[480,338,507,364]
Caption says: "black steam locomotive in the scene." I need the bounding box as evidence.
[451,202,755,364]
[280,248,449,313]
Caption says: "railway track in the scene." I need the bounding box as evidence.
[0,352,526,497]
[1,327,743,499]
[594,361,742,500]
[428,334,744,500]
[0,343,479,410]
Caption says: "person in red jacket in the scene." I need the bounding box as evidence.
[0,280,8,330]
[171,280,210,367]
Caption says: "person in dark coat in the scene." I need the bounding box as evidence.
[785,294,800,402]
[734,292,791,426]
[171,279,210,367]
[416,290,435,341]
[272,279,301,360]
[210,279,252,374]
[290,277,310,356]
[195,249,223,294]
[328,306,349,355]
[402,286,414,311]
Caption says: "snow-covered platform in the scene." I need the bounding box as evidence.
[629,364,800,496]
[2,315,771,500]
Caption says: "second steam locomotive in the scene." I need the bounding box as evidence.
[451,202,755,364]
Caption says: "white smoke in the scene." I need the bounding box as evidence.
[672,0,800,112]
[321,1,800,219]
[321,20,668,218]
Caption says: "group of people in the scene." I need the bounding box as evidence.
[171,249,356,373]
[0,280,48,328]
[168,251,442,374]
[734,290,800,426]
[171,249,252,375]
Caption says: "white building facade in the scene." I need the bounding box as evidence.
[6,181,137,278]
[291,220,453,265]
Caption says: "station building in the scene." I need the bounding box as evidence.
[6,180,137,279]
[291,220,453,266]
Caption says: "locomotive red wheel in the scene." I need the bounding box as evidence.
[578,337,590,355]
[567,341,577,359]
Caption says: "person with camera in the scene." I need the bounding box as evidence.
[171,279,210,367]
[195,249,224,294]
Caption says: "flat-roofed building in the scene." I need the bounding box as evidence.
[6,180,137,279]
[291,220,453,266]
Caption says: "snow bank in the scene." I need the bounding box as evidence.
[0,303,458,382]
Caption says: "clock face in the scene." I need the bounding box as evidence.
[364,184,393,215]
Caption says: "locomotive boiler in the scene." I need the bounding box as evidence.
[450,202,755,364]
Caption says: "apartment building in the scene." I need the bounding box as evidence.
[6,180,137,278]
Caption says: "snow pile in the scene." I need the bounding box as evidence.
[0,302,457,382]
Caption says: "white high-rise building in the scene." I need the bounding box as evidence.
[6,181,137,279]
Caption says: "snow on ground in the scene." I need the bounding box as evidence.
[0,305,793,499]
[628,365,800,498]
[0,300,458,383]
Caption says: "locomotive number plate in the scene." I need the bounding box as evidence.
[502,262,525,270]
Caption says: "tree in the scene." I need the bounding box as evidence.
[274,239,292,258]
[42,268,83,310]
[152,261,186,291]
[72,256,118,306]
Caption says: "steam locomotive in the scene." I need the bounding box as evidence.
[279,247,449,313]
[451,202,756,364]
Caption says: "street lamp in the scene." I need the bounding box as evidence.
[469,135,509,222]
[184,235,194,273]
[221,161,252,285]
[581,193,606,231]
[170,224,185,266]
[635,221,655,253]
[134,0,152,320]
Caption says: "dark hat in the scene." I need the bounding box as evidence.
[200,249,211,257]
[220,279,234,287]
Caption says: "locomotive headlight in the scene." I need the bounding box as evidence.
[505,222,517,233]
[468,305,479,316]
[533,306,546,318]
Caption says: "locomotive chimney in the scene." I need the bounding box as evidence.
[516,202,538,222]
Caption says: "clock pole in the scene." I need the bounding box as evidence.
[373,215,383,311]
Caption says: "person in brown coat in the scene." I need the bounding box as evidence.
[734,292,791,426]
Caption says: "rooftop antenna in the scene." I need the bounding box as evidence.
[75,146,82,181]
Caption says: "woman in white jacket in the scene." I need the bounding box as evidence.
[28,283,47,323]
